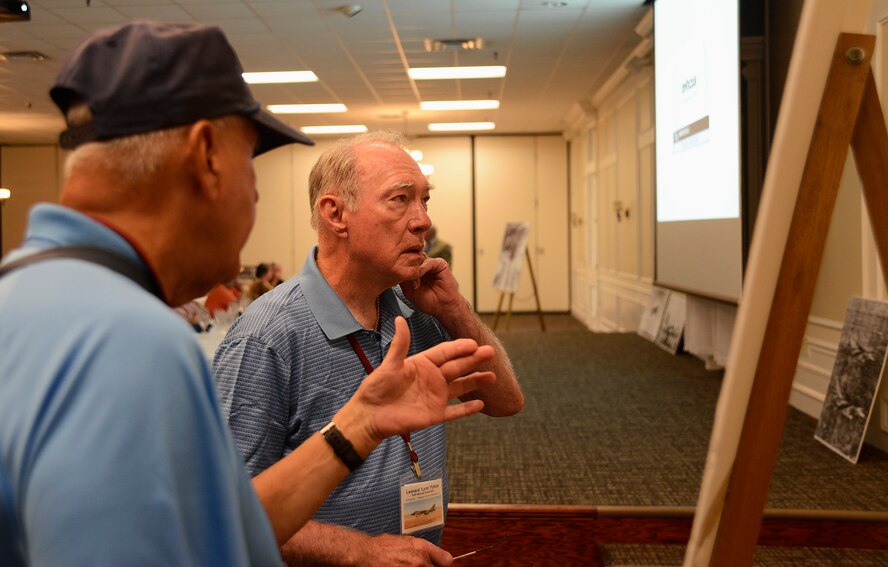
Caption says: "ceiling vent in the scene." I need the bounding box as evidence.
[424,38,485,52]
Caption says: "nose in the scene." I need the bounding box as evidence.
[409,205,432,234]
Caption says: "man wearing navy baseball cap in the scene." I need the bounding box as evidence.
[0,21,497,566]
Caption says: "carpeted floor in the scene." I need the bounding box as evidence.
[444,314,888,564]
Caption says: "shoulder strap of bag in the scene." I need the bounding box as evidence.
[0,245,164,301]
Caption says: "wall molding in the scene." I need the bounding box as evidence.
[802,335,839,359]
[807,315,843,331]
[795,360,831,381]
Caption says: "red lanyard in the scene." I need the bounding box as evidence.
[347,333,422,477]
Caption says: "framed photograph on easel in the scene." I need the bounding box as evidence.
[492,222,530,293]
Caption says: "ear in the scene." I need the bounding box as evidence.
[317,194,348,236]
[185,120,223,201]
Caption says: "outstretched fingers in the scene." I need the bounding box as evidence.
[442,399,486,422]
[416,336,483,368]
[447,371,496,399]
[436,344,495,381]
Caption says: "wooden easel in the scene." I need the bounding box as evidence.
[709,33,888,564]
[491,248,546,332]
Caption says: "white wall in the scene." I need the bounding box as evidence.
[0,146,65,257]
[474,135,570,313]
[566,69,654,333]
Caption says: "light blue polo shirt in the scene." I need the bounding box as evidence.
[214,246,451,544]
[0,204,280,566]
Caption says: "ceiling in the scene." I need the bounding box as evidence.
[0,0,647,145]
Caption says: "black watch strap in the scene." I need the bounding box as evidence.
[320,422,364,472]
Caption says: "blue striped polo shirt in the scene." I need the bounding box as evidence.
[213,246,451,543]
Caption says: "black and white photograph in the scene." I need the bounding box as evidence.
[815,297,888,463]
[492,221,530,293]
[638,287,671,341]
[655,291,686,355]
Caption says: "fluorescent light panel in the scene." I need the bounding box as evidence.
[420,99,500,111]
[242,71,318,84]
[267,104,347,114]
[408,66,506,80]
[301,125,369,134]
[428,122,495,132]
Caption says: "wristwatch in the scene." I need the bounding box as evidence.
[320,421,364,472]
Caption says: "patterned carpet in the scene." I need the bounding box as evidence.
[444,314,888,564]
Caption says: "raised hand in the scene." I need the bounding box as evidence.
[350,315,496,444]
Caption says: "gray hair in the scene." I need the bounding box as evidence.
[63,102,238,187]
[308,130,409,230]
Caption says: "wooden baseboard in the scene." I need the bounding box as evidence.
[439,504,888,565]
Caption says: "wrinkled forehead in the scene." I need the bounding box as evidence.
[355,142,430,190]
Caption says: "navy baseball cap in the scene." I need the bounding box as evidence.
[50,21,314,155]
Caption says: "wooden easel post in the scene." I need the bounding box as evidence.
[525,248,546,332]
[709,33,888,564]
[491,248,546,332]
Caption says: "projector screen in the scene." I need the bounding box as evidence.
[654,0,742,303]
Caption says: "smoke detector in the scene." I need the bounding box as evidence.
[337,4,362,18]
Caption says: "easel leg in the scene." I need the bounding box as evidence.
[492,292,505,332]
[709,33,875,566]
[525,248,546,332]
[506,293,515,332]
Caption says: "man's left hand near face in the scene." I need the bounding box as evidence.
[400,256,462,317]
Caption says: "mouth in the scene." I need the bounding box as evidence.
[405,244,424,255]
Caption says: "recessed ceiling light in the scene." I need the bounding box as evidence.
[542,1,569,7]
[428,122,495,132]
[242,71,318,84]
[267,104,347,114]
[0,50,46,62]
[301,125,369,135]
[408,66,506,80]
[409,150,424,161]
[0,188,11,200]
[420,100,500,111]
[419,163,435,176]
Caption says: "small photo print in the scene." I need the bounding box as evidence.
[655,292,686,354]
[403,500,444,533]
[815,297,888,463]
[639,287,670,341]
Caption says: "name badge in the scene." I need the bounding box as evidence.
[400,469,444,535]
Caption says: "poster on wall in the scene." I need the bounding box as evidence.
[492,221,530,293]
[815,297,888,464]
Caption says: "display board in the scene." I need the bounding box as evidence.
[654,0,743,303]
